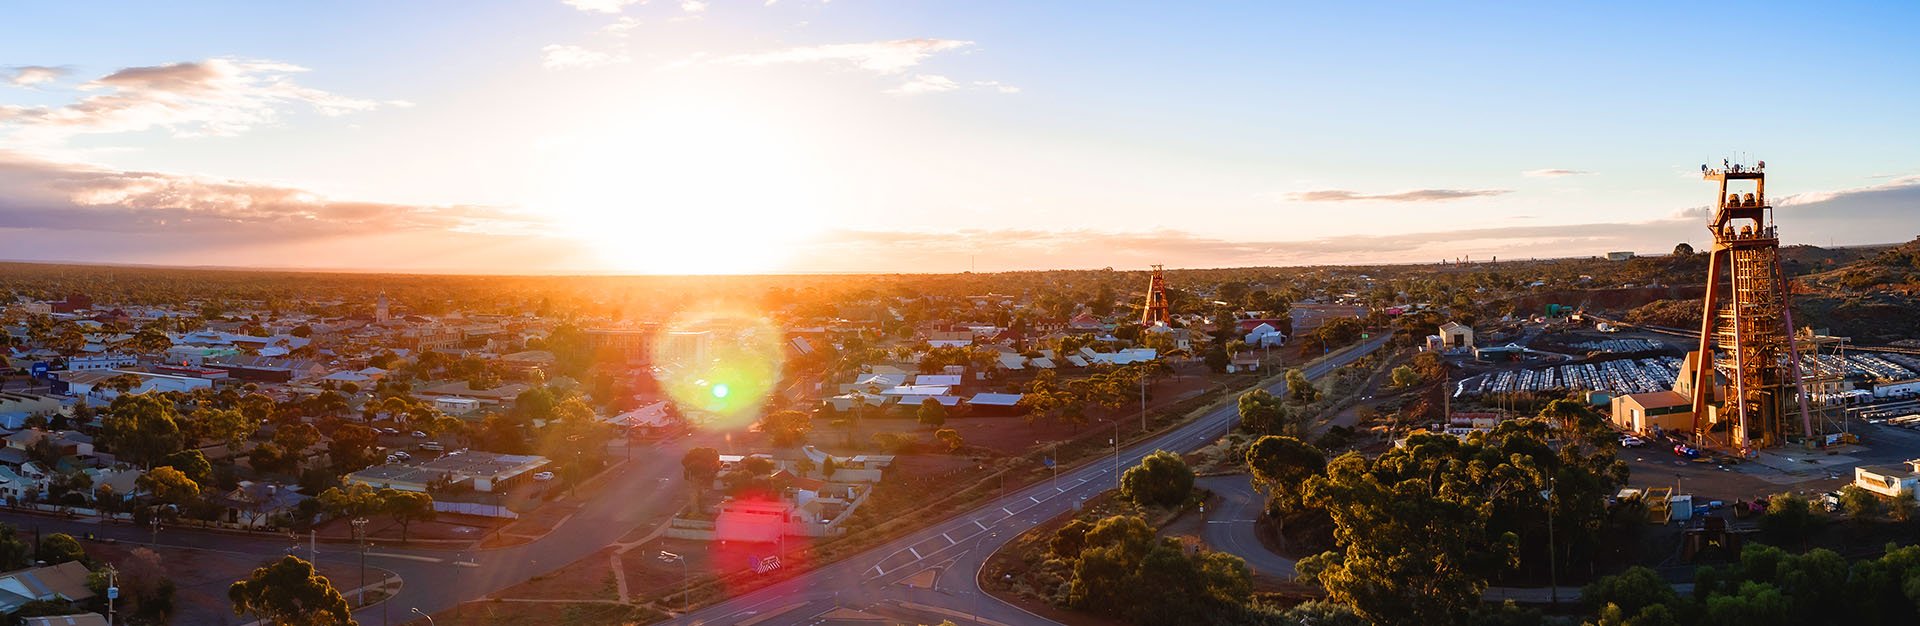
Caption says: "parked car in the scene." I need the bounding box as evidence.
[379,427,400,435]
[390,451,411,461]
[1620,436,1646,448]
[411,430,428,438]
[419,441,445,452]
[533,471,556,482]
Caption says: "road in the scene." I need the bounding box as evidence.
[670,336,1392,626]
[1196,474,1296,580]
[0,434,703,625]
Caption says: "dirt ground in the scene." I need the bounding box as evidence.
[85,539,395,626]
[313,512,504,545]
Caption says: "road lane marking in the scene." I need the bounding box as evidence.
[1001,507,1013,515]
[909,547,921,559]
[941,532,953,544]
[974,520,987,530]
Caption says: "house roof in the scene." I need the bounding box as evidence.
[968,393,1024,407]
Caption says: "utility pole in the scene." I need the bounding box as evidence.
[105,566,117,626]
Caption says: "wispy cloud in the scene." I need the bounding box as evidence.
[0,59,379,145]
[1284,188,1511,203]
[1523,168,1593,178]
[562,0,643,14]
[692,39,975,75]
[542,44,630,70]
[680,0,708,13]
[6,66,68,88]
[0,151,542,237]
[887,74,959,95]
[972,80,1020,94]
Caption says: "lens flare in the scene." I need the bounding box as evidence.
[651,305,785,431]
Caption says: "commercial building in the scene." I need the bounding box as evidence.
[347,450,550,493]
[1854,460,1920,500]
[1611,390,1693,435]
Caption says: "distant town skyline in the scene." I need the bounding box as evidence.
[3,1,1917,274]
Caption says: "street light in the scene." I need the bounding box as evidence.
[659,551,689,613]
[351,517,369,610]
[411,607,435,625]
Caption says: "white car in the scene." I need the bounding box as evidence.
[411,430,428,438]
[1620,436,1646,448]
[533,471,556,482]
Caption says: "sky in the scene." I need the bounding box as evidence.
[2,1,1917,275]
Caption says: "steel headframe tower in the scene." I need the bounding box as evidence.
[1688,159,1813,453]
[1141,265,1171,328]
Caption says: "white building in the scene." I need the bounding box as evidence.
[64,355,137,372]
[1855,460,1920,500]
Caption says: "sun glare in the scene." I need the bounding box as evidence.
[532,105,824,275]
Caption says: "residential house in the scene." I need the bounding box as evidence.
[0,561,94,614]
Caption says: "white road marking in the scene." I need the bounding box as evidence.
[941,532,953,544]
[974,520,987,530]
[910,547,922,559]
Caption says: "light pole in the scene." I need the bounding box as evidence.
[351,517,369,610]
[1109,420,1121,490]
[659,551,689,613]
[105,565,117,626]
[1544,475,1558,609]
[411,607,435,625]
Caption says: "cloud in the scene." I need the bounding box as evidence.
[0,151,542,238]
[887,74,959,95]
[542,44,630,70]
[694,38,975,75]
[601,16,643,37]
[563,0,643,13]
[0,58,379,145]
[972,80,1020,94]
[7,66,67,87]
[1285,188,1511,202]
[680,0,708,12]
[1523,169,1593,177]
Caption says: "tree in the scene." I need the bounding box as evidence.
[1236,389,1291,435]
[1390,364,1421,388]
[681,447,722,511]
[1120,450,1193,508]
[137,466,201,510]
[316,484,385,519]
[1838,485,1881,520]
[758,410,812,447]
[115,547,176,620]
[1583,566,1679,617]
[0,524,26,570]
[1759,493,1822,546]
[1244,435,1325,515]
[1674,242,1695,256]
[1285,368,1320,404]
[1202,347,1229,373]
[327,423,381,474]
[934,428,964,452]
[101,394,185,468]
[381,489,435,543]
[916,398,948,427]
[38,532,85,565]
[190,406,256,450]
[227,555,357,626]
[160,449,213,486]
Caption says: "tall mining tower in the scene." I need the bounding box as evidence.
[1141,265,1171,328]
[1688,159,1814,452]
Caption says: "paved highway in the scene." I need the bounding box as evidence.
[671,336,1392,626]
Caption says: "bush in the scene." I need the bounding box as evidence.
[870,432,921,453]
